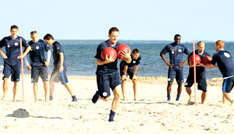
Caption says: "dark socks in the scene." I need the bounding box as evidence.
[167,94,171,101]
[92,91,99,104]
[108,110,116,122]
[72,95,77,102]
[176,94,180,101]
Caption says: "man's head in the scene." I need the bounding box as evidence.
[174,34,181,45]
[43,34,54,46]
[131,48,140,60]
[108,27,119,45]
[30,31,39,42]
[215,40,224,51]
[10,25,19,38]
[197,41,205,53]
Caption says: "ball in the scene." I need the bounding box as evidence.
[189,54,201,65]
[101,47,117,61]
[116,44,131,60]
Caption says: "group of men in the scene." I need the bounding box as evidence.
[0,25,77,102]
[1,25,232,123]
[0,26,142,122]
[160,34,234,105]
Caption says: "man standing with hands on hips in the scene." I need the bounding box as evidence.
[160,34,190,101]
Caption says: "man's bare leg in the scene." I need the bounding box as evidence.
[43,81,48,101]
[49,80,55,100]
[201,91,207,104]
[63,83,77,102]
[132,79,137,101]
[121,80,126,100]
[223,93,233,104]
[109,85,121,122]
[222,94,226,104]
[1,78,8,100]
[13,82,18,102]
[33,83,38,102]
[185,87,192,103]
[63,83,73,96]
[167,82,172,101]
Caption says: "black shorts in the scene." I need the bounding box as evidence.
[3,61,20,82]
[120,70,134,80]
[96,71,121,98]
[185,71,207,92]
[50,68,68,84]
[222,77,234,93]
[168,67,184,84]
[31,65,48,83]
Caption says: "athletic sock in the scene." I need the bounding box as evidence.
[91,91,99,104]
[167,94,171,101]
[72,95,77,102]
[49,96,53,101]
[176,94,180,101]
[108,110,116,122]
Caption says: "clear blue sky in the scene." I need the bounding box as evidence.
[0,0,233,41]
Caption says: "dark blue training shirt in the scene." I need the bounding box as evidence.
[28,39,50,66]
[211,50,234,78]
[160,42,190,69]
[0,36,29,64]
[95,40,120,75]
[120,56,141,72]
[52,41,66,69]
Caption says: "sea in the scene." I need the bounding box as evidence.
[1,40,234,79]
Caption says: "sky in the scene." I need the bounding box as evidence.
[0,0,233,41]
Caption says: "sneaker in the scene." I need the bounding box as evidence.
[92,91,99,104]
[72,96,77,102]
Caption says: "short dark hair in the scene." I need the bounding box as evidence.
[30,31,37,35]
[132,48,140,54]
[108,27,119,35]
[43,34,54,40]
[10,25,19,30]
[174,34,181,39]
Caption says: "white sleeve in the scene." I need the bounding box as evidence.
[24,55,31,66]
[46,49,52,62]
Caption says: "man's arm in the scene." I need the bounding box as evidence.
[24,55,32,70]
[18,46,31,59]
[0,48,8,59]
[160,53,173,67]
[199,63,216,69]
[96,55,115,65]
[59,52,64,72]
[45,49,51,67]
[120,51,132,64]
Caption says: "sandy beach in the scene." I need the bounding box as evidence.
[0,75,233,134]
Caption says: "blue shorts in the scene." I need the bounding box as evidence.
[222,77,234,93]
[120,70,134,80]
[185,71,207,92]
[31,65,48,83]
[50,68,68,84]
[96,71,121,98]
[2,61,20,82]
[168,67,184,84]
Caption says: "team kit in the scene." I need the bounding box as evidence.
[0,25,233,122]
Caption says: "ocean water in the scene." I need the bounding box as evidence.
[1,40,234,79]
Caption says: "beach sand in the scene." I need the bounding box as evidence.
[0,75,233,134]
